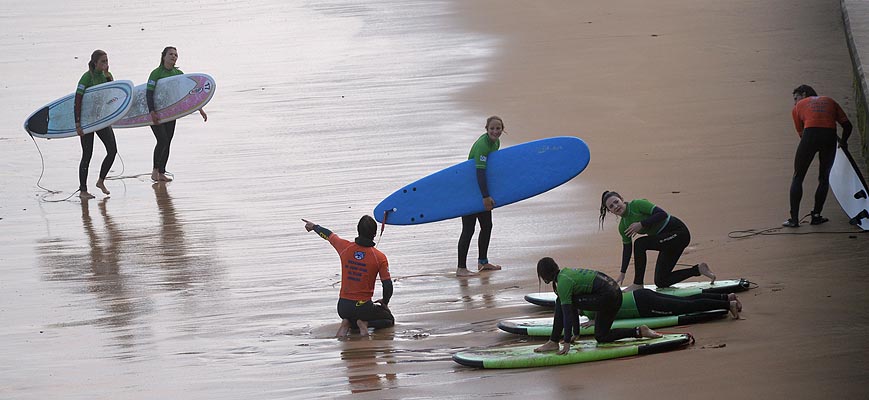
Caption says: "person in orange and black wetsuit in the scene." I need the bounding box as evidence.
[785,84,852,227]
[304,215,394,337]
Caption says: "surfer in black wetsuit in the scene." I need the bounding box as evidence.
[785,84,852,227]
[74,49,118,199]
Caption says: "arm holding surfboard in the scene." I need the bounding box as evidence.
[456,116,505,276]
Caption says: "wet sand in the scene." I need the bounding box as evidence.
[2,0,868,399]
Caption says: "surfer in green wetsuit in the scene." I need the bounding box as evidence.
[600,191,716,292]
[74,49,118,199]
[533,257,662,355]
[147,46,207,182]
[457,116,504,277]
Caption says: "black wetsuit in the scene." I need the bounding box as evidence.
[790,127,837,220]
[630,216,701,287]
[550,272,639,343]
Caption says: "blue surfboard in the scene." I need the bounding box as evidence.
[374,136,590,225]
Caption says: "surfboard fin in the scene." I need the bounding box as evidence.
[849,209,869,226]
[855,190,867,200]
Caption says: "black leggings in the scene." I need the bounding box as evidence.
[457,211,492,268]
[634,289,729,316]
[550,274,638,343]
[79,127,117,192]
[790,127,837,220]
[633,216,700,287]
[151,120,177,174]
[337,298,395,329]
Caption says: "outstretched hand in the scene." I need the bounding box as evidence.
[302,218,315,232]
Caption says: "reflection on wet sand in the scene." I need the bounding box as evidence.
[457,274,497,309]
[151,182,195,290]
[340,342,399,395]
[39,198,147,352]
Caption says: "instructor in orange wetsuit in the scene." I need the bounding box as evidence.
[304,215,394,337]
[784,84,852,228]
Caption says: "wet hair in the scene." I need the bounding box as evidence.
[357,215,377,240]
[793,84,817,98]
[537,257,560,292]
[599,190,623,229]
[160,46,177,68]
[87,49,111,82]
[486,115,505,131]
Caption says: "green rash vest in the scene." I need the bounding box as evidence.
[555,268,598,305]
[468,133,500,169]
[146,66,183,91]
[579,292,641,320]
[617,199,671,244]
[76,70,111,94]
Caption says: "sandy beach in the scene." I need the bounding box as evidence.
[1,0,868,399]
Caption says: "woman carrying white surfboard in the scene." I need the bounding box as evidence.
[456,116,504,277]
[147,46,207,182]
[75,49,118,199]
[533,257,662,355]
[600,191,716,291]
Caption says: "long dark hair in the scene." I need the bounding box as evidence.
[87,49,112,82]
[599,190,622,229]
[537,257,560,293]
[160,46,177,68]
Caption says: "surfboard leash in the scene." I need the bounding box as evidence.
[376,208,395,246]
[728,214,869,238]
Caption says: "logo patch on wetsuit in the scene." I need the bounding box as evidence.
[354,251,365,260]
[479,155,487,162]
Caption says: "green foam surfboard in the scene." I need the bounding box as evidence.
[524,278,750,307]
[498,310,727,336]
[453,333,692,369]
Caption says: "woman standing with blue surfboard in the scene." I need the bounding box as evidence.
[456,116,504,277]
[148,46,207,182]
[75,49,118,199]
[600,191,716,291]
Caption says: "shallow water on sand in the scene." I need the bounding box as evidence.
[0,1,593,398]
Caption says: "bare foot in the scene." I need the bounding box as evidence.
[638,325,663,339]
[356,320,369,337]
[698,262,716,284]
[623,283,644,292]
[727,293,742,312]
[477,263,502,271]
[151,169,160,181]
[95,180,110,195]
[336,320,351,337]
[534,340,560,353]
[729,300,741,319]
[456,267,477,277]
[79,191,95,199]
[159,173,173,182]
